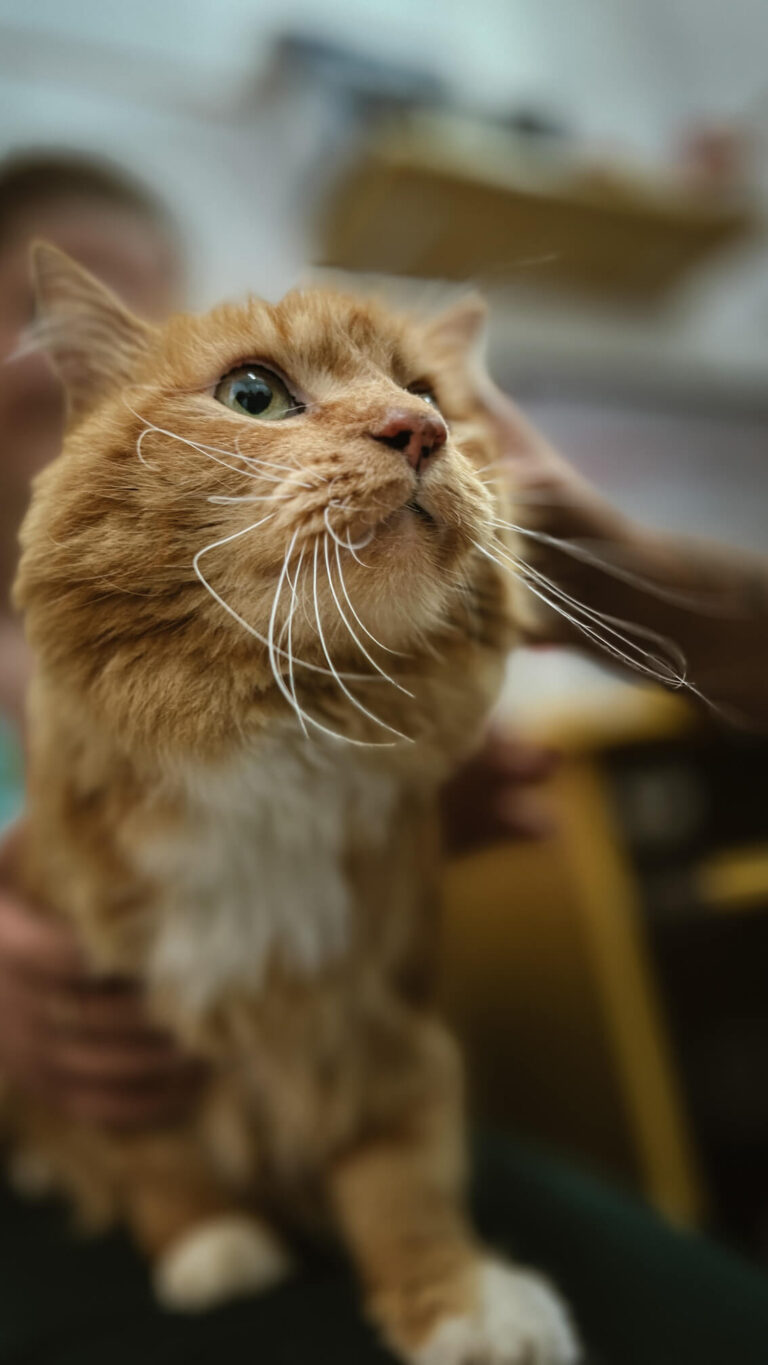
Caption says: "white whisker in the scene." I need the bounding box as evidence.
[493,537,688,679]
[474,460,515,478]
[262,534,396,748]
[124,401,315,488]
[313,538,410,741]
[489,516,738,616]
[324,503,375,555]
[267,531,310,738]
[284,545,306,735]
[472,537,699,692]
[323,533,414,698]
[345,531,370,568]
[207,492,294,505]
[232,430,317,478]
[490,535,686,672]
[194,518,332,679]
[193,520,379,683]
[333,536,408,658]
[136,427,159,471]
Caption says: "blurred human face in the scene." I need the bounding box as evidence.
[0,196,181,469]
[0,198,181,598]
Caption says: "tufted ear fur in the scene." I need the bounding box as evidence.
[29,241,154,427]
[424,294,487,358]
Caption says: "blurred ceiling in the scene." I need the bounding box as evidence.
[2,0,768,144]
[1,0,767,407]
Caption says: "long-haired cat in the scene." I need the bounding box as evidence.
[6,243,578,1365]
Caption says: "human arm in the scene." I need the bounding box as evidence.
[0,828,203,1129]
[481,385,768,727]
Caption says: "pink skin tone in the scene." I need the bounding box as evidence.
[0,199,190,1128]
[0,200,179,614]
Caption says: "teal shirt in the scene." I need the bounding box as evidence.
[0,716,23,831]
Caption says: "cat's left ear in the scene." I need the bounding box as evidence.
[29,241,155,426]
[424,294,488,358]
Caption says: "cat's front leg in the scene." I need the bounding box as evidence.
[121,1131,295,1312]
[329,1015,579,1365]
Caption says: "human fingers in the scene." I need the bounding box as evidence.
[0,966,193,1061]
[51,1069,205,1131]
[481,735,560,784]
[6,972,185,1043]
[476,379,571,481]
[0,889,86,983]
[0,979,191,1063]
[0,988,205,1130]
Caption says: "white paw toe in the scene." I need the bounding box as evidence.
[414,1259,580,1365]
[154,1214,295,1313]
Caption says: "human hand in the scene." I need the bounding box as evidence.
[477,383,680,662]
[0,831,203,1130]
[477,384,768,722]
[442,731,559,856]
[478,383,661,637]
[479,381,635,551]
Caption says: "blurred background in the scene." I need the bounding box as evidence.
[2,0,768,1270]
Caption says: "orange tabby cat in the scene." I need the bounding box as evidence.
[7,243,578,1365]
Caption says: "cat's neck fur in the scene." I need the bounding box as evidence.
[142,730,420,1018]
[21,682,444,1020]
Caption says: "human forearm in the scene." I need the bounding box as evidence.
[479,385,768,726]
[538,520,768,726]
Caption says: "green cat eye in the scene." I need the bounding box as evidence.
[407,383,441,411]
[214,365,299,420]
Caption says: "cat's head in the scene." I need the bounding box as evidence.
[16,245,515,754]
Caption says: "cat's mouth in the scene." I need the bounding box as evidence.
[405,498,435,526]
[374,495,443,543]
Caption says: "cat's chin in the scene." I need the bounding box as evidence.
[381,501,440,543]
[383,502,471,569]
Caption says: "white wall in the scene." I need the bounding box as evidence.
[3,0,768,296]
[4,0,768,152]
[1,0,767,382]
[3,0,766,723]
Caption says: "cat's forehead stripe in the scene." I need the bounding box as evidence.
[165,292,424,393]
[269,293,411,381]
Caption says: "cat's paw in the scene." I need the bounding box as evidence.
[154,1214,295,1313]
[412,1259,580,1365]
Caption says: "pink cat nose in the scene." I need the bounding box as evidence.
[369,408,447,473]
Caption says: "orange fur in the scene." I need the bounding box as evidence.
[6,246,578,1364]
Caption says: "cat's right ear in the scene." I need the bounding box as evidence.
[29,241,155,426]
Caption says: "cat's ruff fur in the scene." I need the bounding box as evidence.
[6,244,579,1365]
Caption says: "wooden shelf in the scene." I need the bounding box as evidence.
[319,114,759,301]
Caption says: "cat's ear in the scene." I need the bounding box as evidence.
[29,241,154,425]
[424,294,488,358]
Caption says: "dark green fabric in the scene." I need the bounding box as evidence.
[474,1137,768,1364]
[2,1135,767,1364]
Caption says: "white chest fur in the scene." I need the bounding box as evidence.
[143,736,400,1015]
